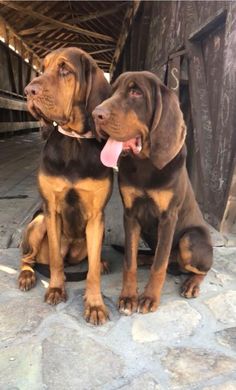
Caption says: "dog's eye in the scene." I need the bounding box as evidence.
[129,88,143,98]
[58,62,71,77]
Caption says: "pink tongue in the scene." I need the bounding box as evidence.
[100,137,123,167]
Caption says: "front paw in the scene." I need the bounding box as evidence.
[44,287,67,305]
[118,295,138,316]
[18,270,36,291]
[83,295,109,325]
[137,293,160,314]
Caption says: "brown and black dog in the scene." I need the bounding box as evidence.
[18,47,113,325]
[93,71,213,315]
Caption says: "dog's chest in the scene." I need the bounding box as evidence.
[38,173,112,238]
[41,133,110,181]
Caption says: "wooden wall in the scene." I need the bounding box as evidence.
[0,41,39,134]
[115,1,236,231]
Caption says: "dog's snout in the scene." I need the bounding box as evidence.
[92,107,110,123]
[24,82,42,97]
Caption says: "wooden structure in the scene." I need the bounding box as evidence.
[0,0,235,237]
[114,1,236,233]
[0,1,138,135]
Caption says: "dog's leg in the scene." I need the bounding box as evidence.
[44,208,66,305]
[84,212,108,325]
[118,213,140,315]
[138,211,178,314]
[178,230,213,298]
[18,213,46,291]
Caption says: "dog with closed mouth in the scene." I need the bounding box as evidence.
[18,47,113,325]
[93,71,213,315]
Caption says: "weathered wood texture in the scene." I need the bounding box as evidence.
[0,40,38,133]
[115,1,236,231]
[0,1,130,73]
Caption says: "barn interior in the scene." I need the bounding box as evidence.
[0,1,236,389]
[0,0,235,249]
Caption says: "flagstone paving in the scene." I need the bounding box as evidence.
[0,245,236,390]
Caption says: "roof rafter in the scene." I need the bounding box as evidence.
[110,0,141,77]
[24,37,115,48]
[0,1,115,42]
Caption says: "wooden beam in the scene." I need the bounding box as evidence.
[0,1,115,42]
[0,96,27,111]
[88,48,114,55]
[19,24,56,36]
[110,1,141,77]
[67,3,124,23]
[0,15,8,42]
[189,8,227,42]
[220,159,236,235]
[0,16,40,68]
[26,38,114,47]
[0,122,40,133]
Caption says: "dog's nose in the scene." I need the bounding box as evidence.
[92,107,110,123]
[24,82,41,97]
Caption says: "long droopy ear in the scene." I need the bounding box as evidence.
[150,81,186,170]
[81,55,111,113]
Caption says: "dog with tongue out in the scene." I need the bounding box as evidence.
[92,71,213,316]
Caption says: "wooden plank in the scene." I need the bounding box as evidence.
[0,122,40,133]
[169,49,186,59]
[68,3,124,23]
[189,8,227,41]
[110,1,141,77]
[0,96,27,111]
[220,160,236,234]
[185,2,214,213]
[24,38,115,48]
[0,15,8,42]
[209,2,236,227]
[0,16,40,68]
[0,1,115,42]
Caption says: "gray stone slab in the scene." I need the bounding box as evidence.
[1,245,236,389]
[42,325,124,390]
[161,348,236,388]
[0,340,43,390]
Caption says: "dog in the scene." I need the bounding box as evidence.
[93,71,213,315]
[18,47,113,325]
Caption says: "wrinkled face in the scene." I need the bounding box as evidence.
[92,71,158,167]
[93,72,156,140]
[24,48,94,132]
[93,71,186,170]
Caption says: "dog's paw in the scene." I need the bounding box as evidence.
[84,303,109,325]
[118,295,138,316]
[18,270,36,291]
[181,275,202,299]
[44,287,67,305]
[137,294,159,314]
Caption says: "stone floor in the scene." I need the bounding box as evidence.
[0,245,236,390]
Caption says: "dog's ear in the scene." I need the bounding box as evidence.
[80,55,111,113]
[149,80,186,169]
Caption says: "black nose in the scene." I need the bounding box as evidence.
[24,82,41,97]
[92,107,110,123]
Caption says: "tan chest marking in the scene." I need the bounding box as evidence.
[38,174,111,216]
[148,190,173,212]
[120,185,143,209]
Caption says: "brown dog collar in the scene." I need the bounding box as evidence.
[57,125,95,139]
